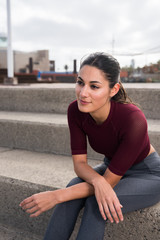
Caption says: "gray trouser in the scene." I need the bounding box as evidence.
[43,152,160,240]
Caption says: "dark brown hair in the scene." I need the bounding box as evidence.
[80,52,133,104]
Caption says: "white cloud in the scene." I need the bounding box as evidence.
[0,0,160,71]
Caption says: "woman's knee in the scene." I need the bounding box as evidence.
[85,195,99,210]
[66,177,84,188]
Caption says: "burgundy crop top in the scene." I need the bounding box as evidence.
[67,100,150,176]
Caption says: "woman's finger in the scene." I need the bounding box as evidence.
[114,201,124,222]
[103,202,113,223]
[19,196,33,207]
[21,201,35,210]
[108,203,119,223]
[30,210,42,218]
[98,201,107,220]
[26,205,40,214]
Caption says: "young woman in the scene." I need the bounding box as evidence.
[20,52,160,240]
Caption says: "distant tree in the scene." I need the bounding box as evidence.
[64,64,68,73]
[157,60,160,70]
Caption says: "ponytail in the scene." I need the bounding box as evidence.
[111,80,138,106]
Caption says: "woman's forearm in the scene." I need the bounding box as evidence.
[20,169,123,221]
[74,160,103,186]
[55,181,95,204]
[19,181,95,218]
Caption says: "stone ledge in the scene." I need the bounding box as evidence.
[0,148,159,239]
[71,202,160,240]
[0,113,159,157]
[0,85,159,119]
[0,175,159,240]
[0,223,40,240]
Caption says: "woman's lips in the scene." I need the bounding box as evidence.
[79,99,91,105]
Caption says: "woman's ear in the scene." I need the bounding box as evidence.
[110,83,120,98]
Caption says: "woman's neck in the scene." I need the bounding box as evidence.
[90,101,111,125]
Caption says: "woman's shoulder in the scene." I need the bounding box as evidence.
[112,101,146,126]
[112,101,142,115]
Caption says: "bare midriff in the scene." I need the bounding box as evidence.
[148,144,156,156]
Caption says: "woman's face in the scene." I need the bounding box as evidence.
[75,65,116,122]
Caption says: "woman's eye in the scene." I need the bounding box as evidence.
[76,80,84,86]
[91,85,99,89]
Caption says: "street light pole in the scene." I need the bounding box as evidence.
[4,0,17,84]
[7,0,13,78]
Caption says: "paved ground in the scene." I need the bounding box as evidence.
[0,223,41,240]
[0,147,101,189]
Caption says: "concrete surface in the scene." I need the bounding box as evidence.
[0,111,103,159]
[0,223,40,240]
[0,83,159,119]
[0,83,159,239]
[0,147,100,238]
[0,147,101,188]
[0,112,159,157]
[0,147,159,240]
[0,87,76,114]
[71,203,160,240]
[0,82,160,88]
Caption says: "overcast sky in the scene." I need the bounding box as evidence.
[0,0,160,71]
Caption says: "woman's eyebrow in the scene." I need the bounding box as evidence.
[77,76,102,84]
[77,76,84,81]
[90,81,102,84]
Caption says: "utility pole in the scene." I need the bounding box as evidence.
[4,0,17,84]
[112,35,115,56]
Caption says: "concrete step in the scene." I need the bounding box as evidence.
[0,148,159,240]
[0,147,79,188]
[0,84,75,114]
[0,147,100,238]
[0,111,159,157]
[0,83,160,119]
[0,111,103,160]
[0,223,40,240]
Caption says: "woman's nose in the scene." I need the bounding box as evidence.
[80,86,89,97]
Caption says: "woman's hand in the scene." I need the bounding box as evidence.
[93,176,123,223]
[19,191,58,218]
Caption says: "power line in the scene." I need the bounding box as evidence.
[111,45,160,57]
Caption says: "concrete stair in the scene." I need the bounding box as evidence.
[0,83,159,118]
[0,111,159,158]
[0,147,159,240]
[0,83,160,240]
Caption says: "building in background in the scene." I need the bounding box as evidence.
[0,48,50,73]
[0,46,77,84]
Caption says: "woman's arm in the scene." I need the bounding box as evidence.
[20,154,123,223]
[19,177,122,223]
[73,154,123,223]
[72,154,122,188]
[19,181,94,218]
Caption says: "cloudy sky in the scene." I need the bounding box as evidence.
[0,0,160,71]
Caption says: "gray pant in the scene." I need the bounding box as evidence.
[43,152,160,240]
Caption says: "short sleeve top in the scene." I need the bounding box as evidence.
[67,100,150,176]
